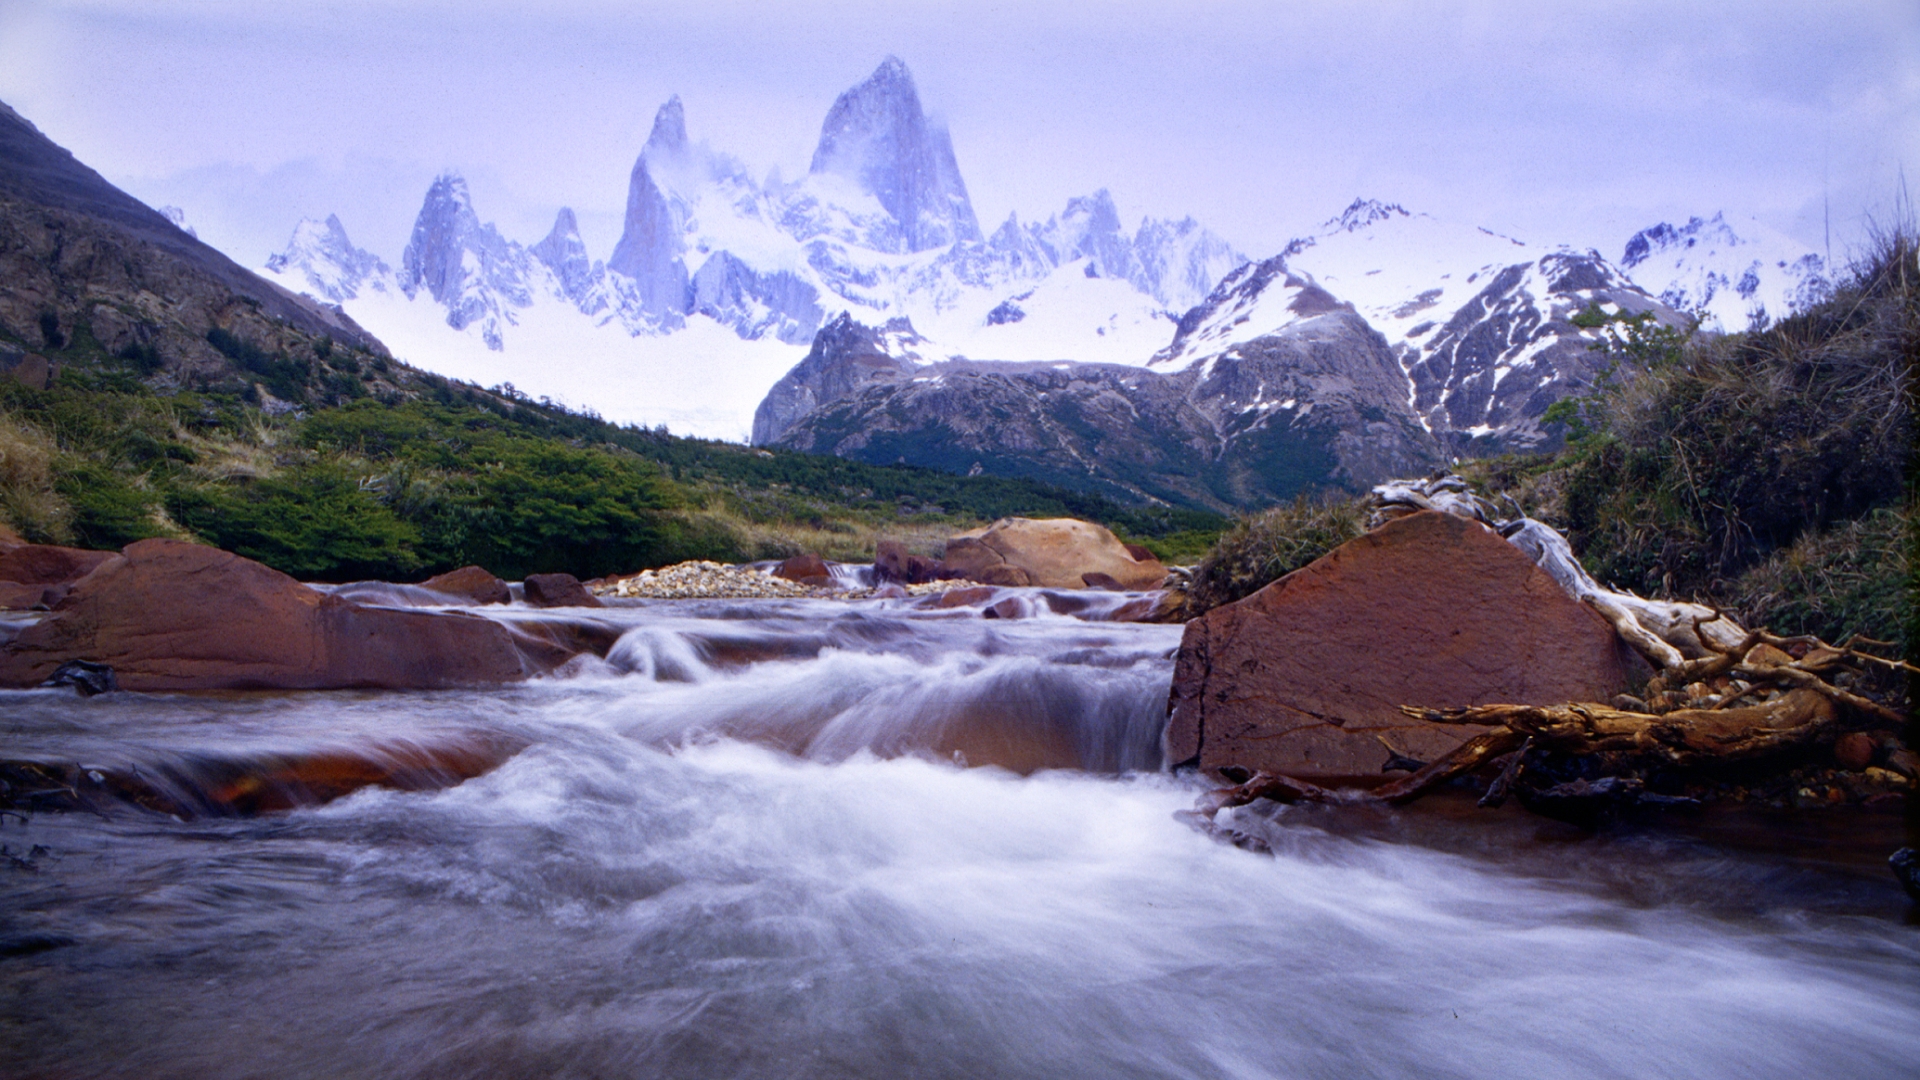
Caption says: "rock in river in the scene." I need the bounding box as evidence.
[1165,510,1643,783]
[0,539,549,691]
[943,517,1167,590]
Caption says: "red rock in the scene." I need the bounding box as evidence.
[522,572,602,608]
[0,539,547,691]
[421,565,511,605]
[1165,511,1643,783]
[1081,572,1124,590]
[919,586,997,609]
[0,543,114,586]
[1833,732,1877,771]
[874,540,952,584]
[773,553,833,586]
[983,597,1032,619]
[0,581,57,609]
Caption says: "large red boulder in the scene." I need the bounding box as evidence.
[0,539,543,691]
[1165,511,1643,783]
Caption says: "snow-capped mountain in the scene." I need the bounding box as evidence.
[755,198,1686,509]
[1155,199,1675,448]
[1618,212,1830,331]
[261,56,1245,440]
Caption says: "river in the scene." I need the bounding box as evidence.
[2,593,1916,1078]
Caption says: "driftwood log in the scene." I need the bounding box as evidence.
[1201,477,1911,825]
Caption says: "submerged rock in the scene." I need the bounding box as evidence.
[0,539,547,691]
[1165,510,1643,783]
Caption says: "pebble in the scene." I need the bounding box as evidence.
[594,561,979,601]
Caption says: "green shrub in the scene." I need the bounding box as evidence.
[169,463,422,582]
[1186,493,1367,614]
[1556,229,1914,598]
[1728,505,1912,653]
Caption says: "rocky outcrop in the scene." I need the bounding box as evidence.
[0,98,385,386]
[804,55,981,253]
[1164,511,1642,782]
[0,540,549,691]
[943,518,1167,590]
[752,313,925,446]
[761,304,1442,510]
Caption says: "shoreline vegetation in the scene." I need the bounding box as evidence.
[0,351,1226,585]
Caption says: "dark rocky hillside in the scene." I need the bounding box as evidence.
[0,99,385,397]
[758,298,1443,513]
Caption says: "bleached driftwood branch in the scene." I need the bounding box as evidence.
[1369,476,1747,671]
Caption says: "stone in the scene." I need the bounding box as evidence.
[0,543,115,586]
[0,581,60,609]
[773,553,833,586]
[523,572,602,608]
[421,565,511,605]
[1833,732,1877,771]
[874,540,953,584]
[944,518,1166,590]
[0,539,544,691]
[1166,511,1643,783]
[919,585,997,610]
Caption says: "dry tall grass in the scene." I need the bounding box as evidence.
[0,412,72,542]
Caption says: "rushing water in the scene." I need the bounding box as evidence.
[1,593,1916,1079]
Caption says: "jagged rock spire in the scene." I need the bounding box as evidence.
[808,56,980,252]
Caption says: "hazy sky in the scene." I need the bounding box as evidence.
[2,0,1913,269]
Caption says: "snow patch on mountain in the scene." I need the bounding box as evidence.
[1620,212,1830,330]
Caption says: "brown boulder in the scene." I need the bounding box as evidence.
[0,543,115,586]
[874,540,953,584]
[773,553,833,586]
[421,565,511,605]
[1166,511,1643,783]
[0,539,544,691]
[944,518,1165,590]
[523,572,602,608]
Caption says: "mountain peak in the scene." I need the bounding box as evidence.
[1326,198,1409,233]
[1621,212,1743,268]
[807,56,980,252]
[644,95,688,162]
[531,207,599,310]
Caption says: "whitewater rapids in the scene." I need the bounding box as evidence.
[1,594,1915,1079]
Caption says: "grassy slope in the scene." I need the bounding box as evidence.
[0,324,1226,582]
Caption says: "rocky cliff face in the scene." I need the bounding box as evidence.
[754,200,1692,508]
[803,55,981,254]
[760,292,1444,511]
[751,313,927,446]
[0,98,384,390]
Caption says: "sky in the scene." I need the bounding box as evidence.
[1,0,1914,272]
